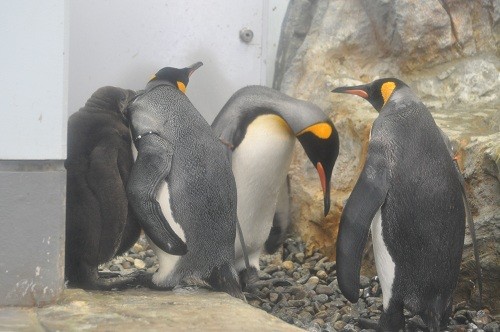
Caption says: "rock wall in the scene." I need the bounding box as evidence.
[275,0,499,312]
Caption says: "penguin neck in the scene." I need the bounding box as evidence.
[145,80,176,93]
[380,86,419,115]
[219,86,329,139]
[84,96,126,121]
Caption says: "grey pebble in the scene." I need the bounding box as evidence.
[261,302,272,312]
[334,320,347,330]
[359,276,370,288]
[109,264,121,272]
[269,292,279,303]
[342,323,358,331]
[484,321,500,332]
[102,235,498,332]
[313,294,329,304]
[295,252,305,263]
[316,284,335,295]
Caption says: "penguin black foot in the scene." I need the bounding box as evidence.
[68,270,143,291]
[207,263,245,301]
[357,317,379,330]
[264,226,285,254]
[137,271,177,291]
[238,266,260,291]
[420,311,444,332]
[378,301,405,332]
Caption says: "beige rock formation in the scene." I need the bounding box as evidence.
[275,0,499,311]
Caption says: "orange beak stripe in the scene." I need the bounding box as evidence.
[316,162,327,195]
[344,89,368,99]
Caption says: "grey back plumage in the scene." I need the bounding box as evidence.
[128,81,239,276]
[372,86,465,312]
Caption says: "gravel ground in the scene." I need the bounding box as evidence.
[100,235,498,332]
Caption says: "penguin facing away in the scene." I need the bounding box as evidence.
[211,86,339,285]
[332,78,466,331]
[65,86,141,290]
[126,62,244,299]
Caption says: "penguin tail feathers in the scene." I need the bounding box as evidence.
[207,263,245,301]
[421,295,452,331]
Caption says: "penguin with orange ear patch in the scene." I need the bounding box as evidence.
[211,86,339,287]
[126,62,244,299]
[332,78,467,331]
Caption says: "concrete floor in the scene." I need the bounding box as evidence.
[0,288,304,331]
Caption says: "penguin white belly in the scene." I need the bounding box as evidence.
[371,208,396,309]
[149,181,186,285]
[131,140,186,285]
[231,114,295,271]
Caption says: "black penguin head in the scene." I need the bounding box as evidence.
[149,62,203,93]
[296,121,339,216]
[331,78,407,112]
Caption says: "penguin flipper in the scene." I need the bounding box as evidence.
[336,156,388,303]
[439,128,483,305]
[127,134,188,256]
[86,136,130,262]
[459,170,483,307]
[218,137,234,165]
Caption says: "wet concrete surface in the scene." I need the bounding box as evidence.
[0,288,304,331]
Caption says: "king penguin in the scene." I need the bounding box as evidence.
[126,62,244,299]
[65,86,141,290]
[332,78,467,331]
[211,86,339,285]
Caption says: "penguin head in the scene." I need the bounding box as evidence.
[331,78,407,112]
[88,86,136,120]
[296,121,339,216]
[149,62,203,93]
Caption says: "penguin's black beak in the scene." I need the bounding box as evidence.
[296,122,339,217]
[331,85,369,99]
[187,62,203,77]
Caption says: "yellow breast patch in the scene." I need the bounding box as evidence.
[248,114,293,135]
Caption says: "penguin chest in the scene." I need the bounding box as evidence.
[371,208,396,309]
[232,114,295,251]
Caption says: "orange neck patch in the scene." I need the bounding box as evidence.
[297,122,333,139]
[381,81,396,106]
[177,81,186,93]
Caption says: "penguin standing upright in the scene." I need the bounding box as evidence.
[211,86,339,285]
[126,62,244,299]
[65,86,141,289]
[332,78,467,331]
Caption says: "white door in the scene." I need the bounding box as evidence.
[69,0,267,122]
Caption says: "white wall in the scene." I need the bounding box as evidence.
[0,0,289,160]
[266,0,289,87]
[68,0,269,123]
[0,1,68,160]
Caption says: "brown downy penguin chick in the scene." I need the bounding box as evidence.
[65,86,140,290]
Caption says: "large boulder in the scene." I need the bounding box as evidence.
[275,0,499,311]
